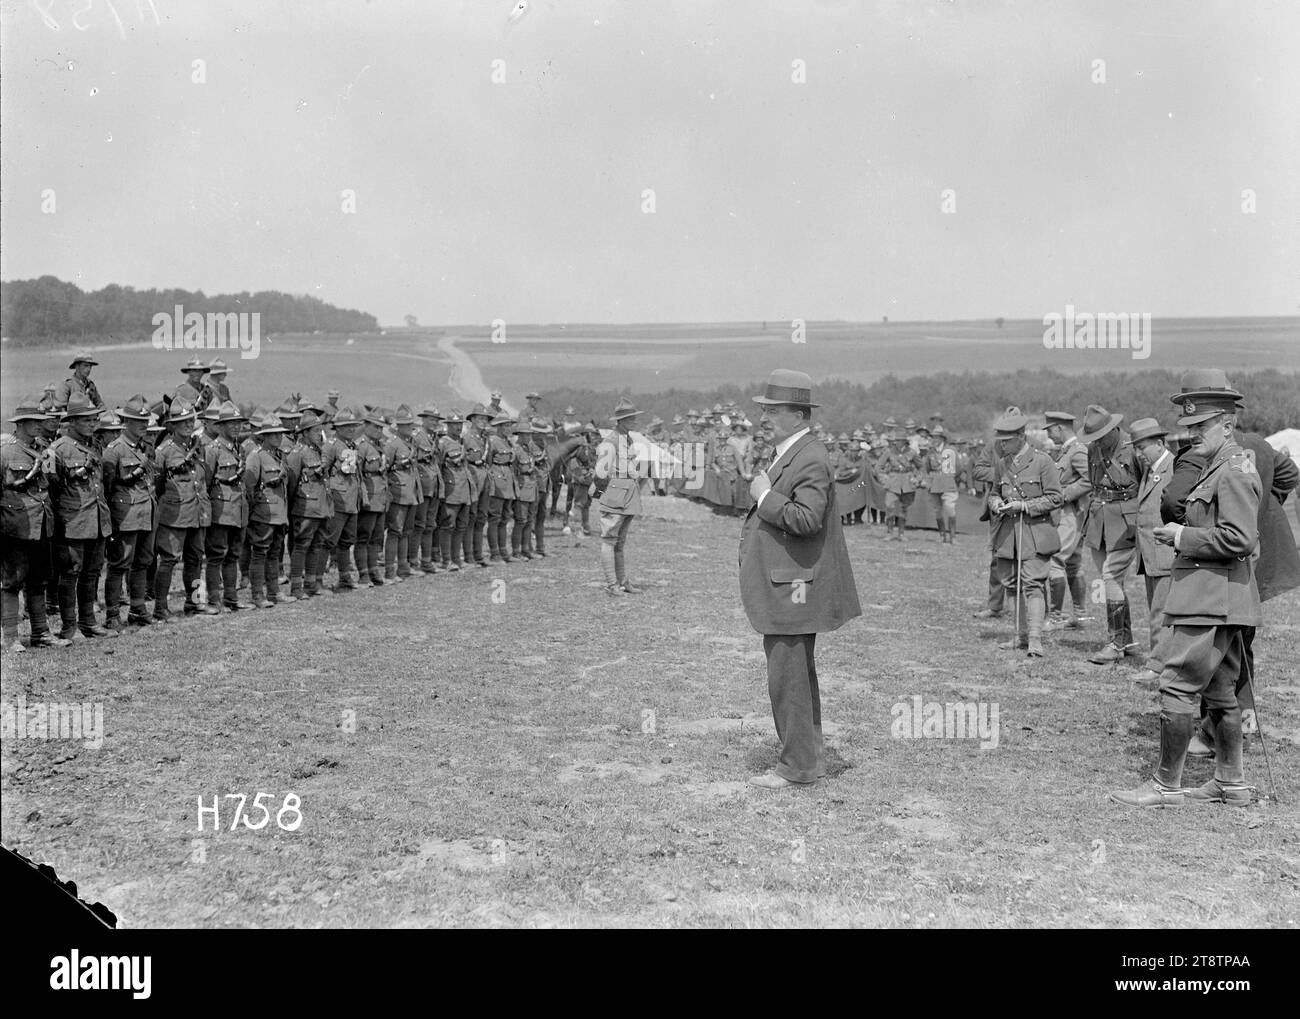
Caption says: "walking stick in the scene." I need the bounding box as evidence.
[1238,631,1279,803]
[1014,511,1023,639]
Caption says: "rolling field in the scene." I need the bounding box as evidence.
[3,317,1296,424]
[2,497,1297,928]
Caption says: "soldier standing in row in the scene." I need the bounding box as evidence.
[102,395,157,629]
[322,407,364,591]
[47,395,116,638]
[173,358,210,409]
[1079,405,1144,665]
[202,401,247,612]
[356,410,390,587]
[1,400,67,650]
[462,406,493,567]
[486,412,517,563]
[383,404,421,582]
[1043,410,1091,630]
[286,410,334,598]
[530,419,553,557]
[922,426,960,543]
[412,407,443,574]
[153,400,210,620]
[53,352,105,412]
[510,419,538,559]
[243,414,292,607]
[437,422,471,571]
[987,409,1063,658]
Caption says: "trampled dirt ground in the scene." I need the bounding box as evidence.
[2,495,1297,928]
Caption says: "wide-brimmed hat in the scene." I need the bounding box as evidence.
[512,420,534,434]
[932,425,947,438]
[331,407,361,427]
[525,391,541,401]
[68,351,99,369]
[490,412,514,427]
[181,357,207,374]
[418,405,443,420]
[61,394,100,419]
[114,394,150,422]
[1128,418,1168,444]
[275,399,303,420]
[531,418,553,434]
[8,397,50,422]
[257,414,288,435]
[201,402,223,421]
[851,429,864,441]
[96,410,123,431]
[1169,369,1244,426]
[1078,404,1124,443]
[611,399,641,422]
[393,404,416,426]
[443,411,463,425]
[466,403,492,420]
[166,399,198,424]
[363,407,387,426]
[904,418,917,430]
[882,416,898,429]
[295,410,326,432]
[207,357,229,376]
[752,369,818,408]
[1044,410,1075,425]
[212,400,246,424]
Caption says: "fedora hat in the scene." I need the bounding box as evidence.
[1077,404,1124,443]
[1128,417,1168,444]
[8,397,50,423]
[61,394,100,419]
[68,351,99,368]
[610,399,641,422]
[752,369,818,408]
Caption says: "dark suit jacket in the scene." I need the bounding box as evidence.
[739,432,862,635]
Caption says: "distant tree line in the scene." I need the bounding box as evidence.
[0,275,378,344]
[541,368,1300,438]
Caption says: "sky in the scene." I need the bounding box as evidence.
[2,0,1297,327]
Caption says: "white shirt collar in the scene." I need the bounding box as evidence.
[771,427,811,468]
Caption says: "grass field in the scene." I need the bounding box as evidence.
[2,497,1297,928]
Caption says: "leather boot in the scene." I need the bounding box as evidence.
[1110,711,1191,807]
[1118,600,1138,653]
[153,563,175,621]
[1186,708,1250,803]
[1067,571,1087,624]
[1049,577,1066,618]
[289,576,306,599]
[250,563,272,609]
[1088,601,1127,663]
[1025,593,1045,657]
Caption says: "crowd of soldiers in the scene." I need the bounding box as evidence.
[1,353,605,651]
[650,404,977,540]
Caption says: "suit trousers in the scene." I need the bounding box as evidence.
[763,632,825,784]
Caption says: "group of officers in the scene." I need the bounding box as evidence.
[0,353,617,650]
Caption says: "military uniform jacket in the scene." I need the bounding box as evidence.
[384,435,422,506]
[102,433,156,532]
[921,448,958,493]
[1055,436,1091,510]
[1134,449,1175,577]
[53,375,104,411]
[461,427,488,500]
[412,429,442,501]
[357,436,389,513]
[1,437,55,539]
[876,449,920,494]
[738,432,862,635]
[989,446,1064,560]
[1083,437,1140,551]
[47,434,112,538]
[153,436,205,529]
[202,437,246,527]
[1165,441,1261,627]
[511,441,539,502]
[173,380,210,411]
[285,438,333,519]
[326,436,363,514]
[531,441,552,494]
[595,433,642,516]
[487,435,517,499]
[243,445,289,525]
[440,453,471,504]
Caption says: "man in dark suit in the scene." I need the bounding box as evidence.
[740,370,862,789]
